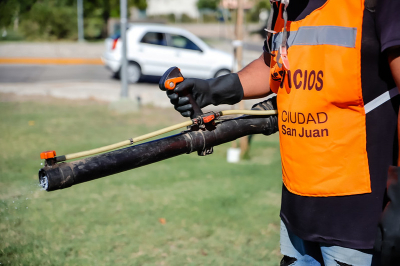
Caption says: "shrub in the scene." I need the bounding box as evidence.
[0,29,25,42]
[20,2,77,40]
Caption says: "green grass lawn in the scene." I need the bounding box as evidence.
[0,96,282,265]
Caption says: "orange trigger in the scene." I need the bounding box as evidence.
[164,77,184,90]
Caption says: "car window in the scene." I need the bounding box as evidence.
[168,34,202,51]
[140,32,167,46]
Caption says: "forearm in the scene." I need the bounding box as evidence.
[388,46,400,166]
[238,53,271,99]
[389,46,400,89]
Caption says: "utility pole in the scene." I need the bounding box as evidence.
[235,0,244,71]
[120,0,129,98]
[235,0,248,156]
[77,0,84,42]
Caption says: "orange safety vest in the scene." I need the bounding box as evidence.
[269,0,371,197]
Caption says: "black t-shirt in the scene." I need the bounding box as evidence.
[269,0,400,249]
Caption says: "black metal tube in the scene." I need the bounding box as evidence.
[39,115,275,191]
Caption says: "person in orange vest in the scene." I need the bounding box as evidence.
[162,0,400,265]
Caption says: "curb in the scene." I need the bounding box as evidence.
[0,58,104,65]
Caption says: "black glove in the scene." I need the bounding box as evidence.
[375,166,400,265]
[167,73,244,117]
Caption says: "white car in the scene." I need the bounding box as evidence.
[102,24,234,83]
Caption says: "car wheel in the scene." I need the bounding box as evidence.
[126,62,141,83]
[112,70,120,80]
[214,69,231,78]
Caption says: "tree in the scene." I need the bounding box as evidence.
[197,0,220,11]
[256,0,270,10]
[19,0,78,40]
[85,0,147,38]
[247,0,271,23]
[131,0,147,10]
[0,0,36,29]
[0,0,148,40]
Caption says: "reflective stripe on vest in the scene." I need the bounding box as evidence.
[271,26,357,51]
[365,87,399,114]
[270,0,373,197]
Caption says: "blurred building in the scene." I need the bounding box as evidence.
[146,0,200,19]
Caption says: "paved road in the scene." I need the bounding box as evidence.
[0,38,262,84]
[0,39,264,107]
[0,63,264,108]
[0,65,173,86]
[0,65,170,106]
[0,65,116,83]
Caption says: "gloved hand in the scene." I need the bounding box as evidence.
[167,73,244,117]
[251,96,278,136]
[375,166,400,265]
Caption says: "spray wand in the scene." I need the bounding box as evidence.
[39,67,278,191]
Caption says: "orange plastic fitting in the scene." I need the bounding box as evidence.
[40,150,56,160]
[202,114,215,123]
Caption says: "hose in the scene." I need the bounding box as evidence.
[63,109,277,161]
[65,120,192,160]
[220,110,277,116]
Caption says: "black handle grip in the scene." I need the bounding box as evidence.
[180,90,203,118]
[159,66,203,119]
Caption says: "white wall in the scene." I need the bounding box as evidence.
[146,0,199,19]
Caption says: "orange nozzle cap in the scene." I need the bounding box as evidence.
[40,150,56,160]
